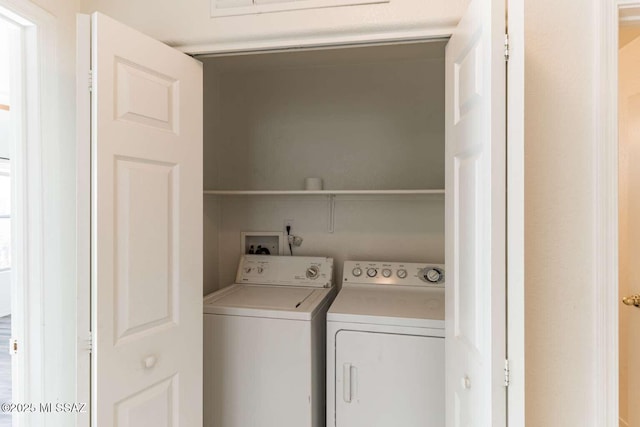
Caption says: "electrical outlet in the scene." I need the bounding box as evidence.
[284,219,294,232]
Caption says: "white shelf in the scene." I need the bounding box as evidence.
[203,189,445,196]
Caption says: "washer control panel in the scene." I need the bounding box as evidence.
[343,261,445,288]
[236,255,333,288]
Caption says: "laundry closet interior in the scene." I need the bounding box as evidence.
[200,40,447,293]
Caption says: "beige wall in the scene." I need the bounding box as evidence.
[524,0,597,425]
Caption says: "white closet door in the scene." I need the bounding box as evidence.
[334,330,444,427]
[89,12,203,426]
[444,0,507,425]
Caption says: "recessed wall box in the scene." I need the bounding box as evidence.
[241,231,285,256]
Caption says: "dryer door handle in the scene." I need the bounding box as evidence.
[343,363,357,403]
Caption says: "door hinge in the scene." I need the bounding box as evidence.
[504,359,510,387]
[504,33,510,62]
[84,331,93,353]
[9,338,18,355]
[88,70,93,92]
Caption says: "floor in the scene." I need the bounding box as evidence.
[0,315,10,427]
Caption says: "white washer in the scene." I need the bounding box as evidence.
[327,261,445,427]
[204,255,335,427]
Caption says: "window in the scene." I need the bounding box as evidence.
[0,159,9,271]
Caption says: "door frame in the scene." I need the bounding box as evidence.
[596,1,640,426]
[0,0,55,425]
[76,14,91,427]
[191,14,525,427]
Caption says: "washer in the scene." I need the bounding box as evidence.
[326,261,445,427]
[204,255,335,427]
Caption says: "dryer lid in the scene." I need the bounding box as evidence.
[327,285,444,329]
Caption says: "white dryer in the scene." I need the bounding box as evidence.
[326,261,445,427]
[204,255,335,427]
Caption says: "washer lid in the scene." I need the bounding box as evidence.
[327,285,444,329]
[204,284,334,320]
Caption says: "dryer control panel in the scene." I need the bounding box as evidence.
[343,261,445,288]
[235,255,333,288]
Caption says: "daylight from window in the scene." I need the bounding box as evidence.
[0,16,14,427]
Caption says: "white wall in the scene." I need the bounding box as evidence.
[524,0,598,425]
[207,195,444,293]
[203,43,446,293]
[204,44,445,191]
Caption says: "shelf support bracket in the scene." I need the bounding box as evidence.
[328,195,335,233]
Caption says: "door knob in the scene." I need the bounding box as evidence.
[143,355,157,369]
[461,375,471,390]
[622,294,640,307]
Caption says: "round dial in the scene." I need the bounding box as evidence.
[352,267,363,277]
[396,269,408,279]
[256,267,264,274]
[306,266,320,279]
[367,268,377,278]
[382,268,392,278]
[424,268,442,283]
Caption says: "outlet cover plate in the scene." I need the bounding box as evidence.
[241,231,285,256]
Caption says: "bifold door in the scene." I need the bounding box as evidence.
[87,12,203,426]
[445,0,511,425]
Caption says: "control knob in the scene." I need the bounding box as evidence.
[396,269,408,279]
[423,268,443,283]
[382,268,392,278]
[367,268,377,278]
[352,267,363,277]
[306,266,320,279]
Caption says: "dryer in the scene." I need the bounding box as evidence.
[326,261,445,427]
[204,255,335,427]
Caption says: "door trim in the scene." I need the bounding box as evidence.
[178,28,458,56]
[506,1,525,425]
[76,14,91,427]
[0,1,55,425]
